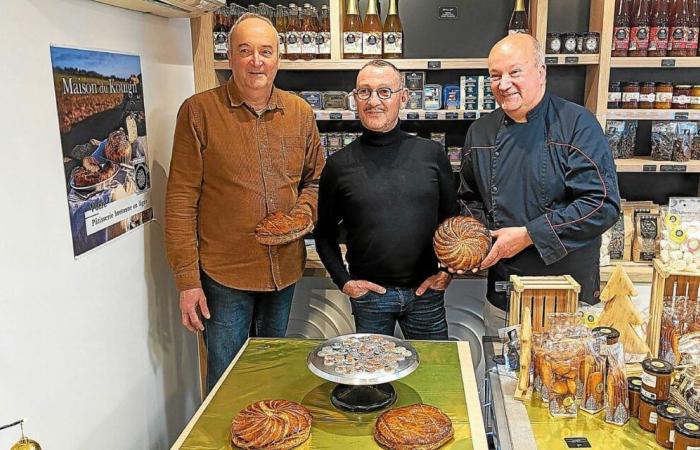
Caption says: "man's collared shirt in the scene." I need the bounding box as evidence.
[165,78,325,292]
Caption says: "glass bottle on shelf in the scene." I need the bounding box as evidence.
[363,0,383,58]
[669,0,688,56]
[508,0,530,34]
[649,0,670,56]
[612,0,632,56]
[286,4,302,61]
[630,0,651,56]
[301,5,318,60]
[276,5,287,59]
[213,6,229,61]
[317,5,331,59]
[383,0,403,58]
[688,0,699,55]
[343,0,363,58]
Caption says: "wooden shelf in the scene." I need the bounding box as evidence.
[314,109,494,121]
[601,262,654,284]
[544,54,600,65]
[615,157,700,173]
[606,109,700,120]
[610,56,700,68]
[215,58,491,71]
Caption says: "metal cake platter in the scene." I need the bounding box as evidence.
[307,333,420,386]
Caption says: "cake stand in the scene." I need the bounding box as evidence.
[307,333,420,413]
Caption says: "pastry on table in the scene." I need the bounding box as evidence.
[104,129,132,163]
[255,211,313,245]
[374,403,454,450]
[231,400,312,450]
[433,216,491,271]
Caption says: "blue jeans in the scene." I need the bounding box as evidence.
[201,271,295,391]
[350,287,449,340]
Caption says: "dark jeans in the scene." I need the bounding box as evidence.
[350,287,449,340]
[201,271,295,391]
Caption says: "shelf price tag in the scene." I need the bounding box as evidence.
[406,112,420,120]
[329,112,343,120]
[564,56,579,64]
[661,59,676,67]
[425,112,439,120]
[427,60,442,69]
[545,56,558,65]
[660,164,687,172]
[674,112,690,120]
[315,112,321,120]
[445,112,459,120]
[643,165,658,172]
[463,111,477,120]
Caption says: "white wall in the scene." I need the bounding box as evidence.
[0,1,199,448]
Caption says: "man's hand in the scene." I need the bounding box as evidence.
[179,288,210,333]
[416,271,452,296]
[479,226,533,270]
[342,280,386,299]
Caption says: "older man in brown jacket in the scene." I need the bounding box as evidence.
[165,13,324,391]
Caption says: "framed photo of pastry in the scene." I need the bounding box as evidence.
[49,46,153,257]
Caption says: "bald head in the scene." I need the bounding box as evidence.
[228,13,278,48]
[487,34,546,122]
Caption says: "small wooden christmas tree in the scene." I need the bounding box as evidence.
[598,264,650,355]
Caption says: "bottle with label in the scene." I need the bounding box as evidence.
[613,0,632,56]
[688,0,699,55]
[275,5,287,59]
[383,0,403,58]
[508,0,530,34]
[630,0,652,56]
[649,0,670,56]
[286,4,302,61]
[363,0,383,58]
[669,0,688,56]
[317,5,331,59]
[343,0,363,58]
[301,5,318,60]
[213,6,229,61]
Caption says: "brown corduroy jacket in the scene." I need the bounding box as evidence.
[165,78,324,292]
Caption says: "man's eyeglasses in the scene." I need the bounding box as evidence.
[353,87,402,100]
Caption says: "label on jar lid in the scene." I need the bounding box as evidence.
[642,372,657,388]
[600,328,611,333]
[671,228,688,244]
[652,361,666,368]
[668,406,682,414]
[650,412,658,424]
[632,379,642,386]
[686,423,700,432]
[666,213,682,228]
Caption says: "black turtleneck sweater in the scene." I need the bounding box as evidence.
[314,123,459,289]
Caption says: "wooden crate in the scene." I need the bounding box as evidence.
[647,258,700,358]
[508,275,581,332]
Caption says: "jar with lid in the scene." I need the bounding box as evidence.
[608,81,622,109]
[622,82,641,109]
[656,82,674,109]
[546,32,562,54]
[641,358,673,401]
[640,82,656,109]
[561,33,578,54]
[674,418,700,450]
[673,85,692,109]
[691,85,700,110]
[593,326,620,344]
[656,402,687,448]
[639,394,663,432]
[628,376,642,417]
[583,32,600,53]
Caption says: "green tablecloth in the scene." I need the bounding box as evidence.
[173,338,486,449]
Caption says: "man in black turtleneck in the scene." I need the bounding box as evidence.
[314,60,458,339]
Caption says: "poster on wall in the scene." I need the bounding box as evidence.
[50,46,153,257]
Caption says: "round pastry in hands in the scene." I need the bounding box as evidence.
[231,400,312,450]
[433,216,491,271]
[374,403,454,450]
[255,211,313,246]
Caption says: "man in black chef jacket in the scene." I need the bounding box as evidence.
[314,59,459,339]
[452,33,621,336]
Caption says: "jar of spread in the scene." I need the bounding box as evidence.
[593,326,620,345]
[639,394,663,432]
[674,418,700,450]
[656,82,674,109]
[561,32,578,54]
[583,32,601,54]
[691,85,700,110]
[622,82,641,109]
[640,82,656,109]
[642,358,673,401]
[546,32,562,54]
[673,85,692,109]
[608,81,622,109]
[656,402,687,448]
[628,376,642,418]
